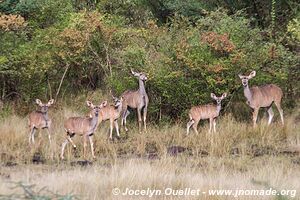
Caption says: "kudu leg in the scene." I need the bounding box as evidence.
[186,119,194,135]
[252,108,259,127]
[274,101,284,125]
[267,106,274,125]
[29,127,36,144]
[61,134,76,159]
[143,106,147,131]
[61,139,69,159]
[122,110,130,132]
[114,120,120,137]
[213,118,217,133]
[209,118,213,133]
[109,119,114,139]
[89,135,95,159]
[46,128,52,145]
[83,135,88,158]
[67,134,76,148]
[192,120,199,134]
[137,108,142,133]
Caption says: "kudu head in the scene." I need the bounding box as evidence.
[211,93,227,105]
[238,71,256,87]
[35,99,54,113]
[112,96,123,108]
[131,69,148,81]
[86,100,107,117]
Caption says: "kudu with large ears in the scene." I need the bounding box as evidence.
[61,101,107,159]
[238,70,284,127]
[28,99,54,144]
[187,93,227,134]
[121,69,149,132]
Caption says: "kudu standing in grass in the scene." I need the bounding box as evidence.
[187,93,227,134]
[121,69,149,132]
[96,96,123,139]
[61,101,107,159]
[238,71,284,127]
[28,99,54,144]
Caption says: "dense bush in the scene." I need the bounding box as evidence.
[0,0,299,121]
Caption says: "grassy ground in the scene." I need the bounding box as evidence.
[0,107,299,199]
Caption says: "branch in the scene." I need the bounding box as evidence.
[55,64,69,101]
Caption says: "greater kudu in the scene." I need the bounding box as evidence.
[95,96,123,139]
[28,99,54,144]
[61,101,107,159]
[187,93,227,134]
[238,71,284,127]
[121,69,149,132]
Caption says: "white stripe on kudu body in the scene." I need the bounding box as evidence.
[61,101,107,159]
[121,69,149,133]
[28,99,54,145]
[238,70,284,127]
[187,93,227,134]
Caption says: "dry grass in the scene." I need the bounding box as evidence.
[0,108,300,199]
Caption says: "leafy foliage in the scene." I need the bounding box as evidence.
[0,0,299,121]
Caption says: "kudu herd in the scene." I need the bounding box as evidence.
[27,70,284,159]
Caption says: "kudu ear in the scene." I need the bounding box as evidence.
[112,95,117,101]
[131,69,139,76]
[248,71,256,79]
[210,93,217,100]
[238,74,243,79]
[221,93,227,99]
[47,99,54,106]
[131,69,136,75]
[86,101,94,108]
[35,99,43,106]
[101,101,108,107]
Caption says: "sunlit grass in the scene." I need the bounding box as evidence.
[0,110,299,199]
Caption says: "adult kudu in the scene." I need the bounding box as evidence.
[239,71,284,127]
[61,101,107,159]
[28,99,54,145]
[121,69,149,132]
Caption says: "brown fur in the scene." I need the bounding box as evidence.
[28,99,54,145]
[248,84,283,108]
[187,93,227,134]
[121,70,149,132]
[239,71,284,127]
[61,101,106,159]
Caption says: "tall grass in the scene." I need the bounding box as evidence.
[0,108,299,199]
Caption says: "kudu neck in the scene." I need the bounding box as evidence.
[216,103,221,114]
[116,104,123,113]
[89,112,99,133]
[243,84,252,102]
[41,110,49,120]
[138,79,146,94]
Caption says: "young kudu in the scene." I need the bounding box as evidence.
[187,93,227,134]
[97,96,123,139]
[238,71,284,127]
[61,101,107,159]
[28,99,54,144]
[121,69,149,132]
